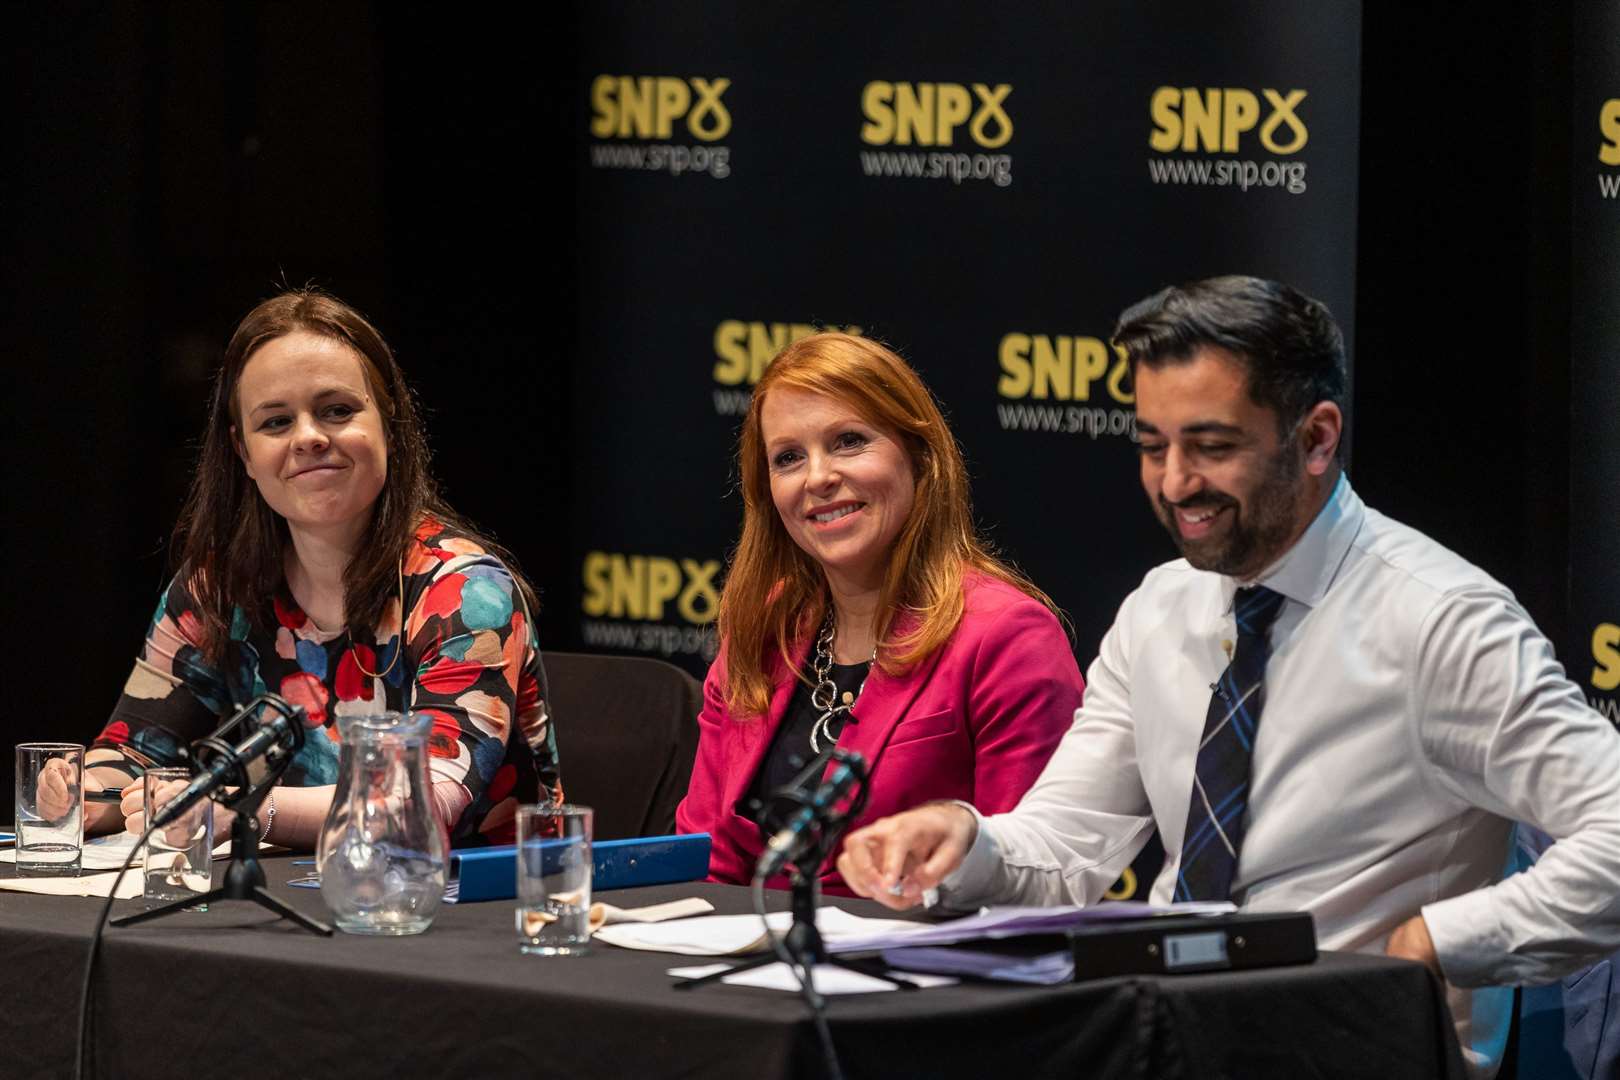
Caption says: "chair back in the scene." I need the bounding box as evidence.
[544,651,702,841]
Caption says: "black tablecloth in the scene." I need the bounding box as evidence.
[0,855,1467,1080]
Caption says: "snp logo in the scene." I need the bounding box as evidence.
[582,551,718,624]
[711,321,862,415]
[859,82,1015,188]
[1150,87,1308,154]
[587,76,733,179]
[591,76,731,140]
[1594,622,1620,694]
[862,83,1012,147]
[1592,621,1620,725]
[580,551,721,659]
[998,335,1131,403]
[1147,87,1311,195]
[995,334,1138,441]
[1599,99,1620,199]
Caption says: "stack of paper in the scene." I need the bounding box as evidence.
[822,900,1234,954]
[0,831,143,870]
[0,833,259,900]
[880,940,1077,984]
[595,907,922,956]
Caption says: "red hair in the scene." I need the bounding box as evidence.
[719,333,1059,717]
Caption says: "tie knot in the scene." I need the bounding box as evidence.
[1234,585,1286,638]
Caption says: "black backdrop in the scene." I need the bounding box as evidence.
[569,2,1361,674]
[3,3,1602,805]
[1572,4,1620,729]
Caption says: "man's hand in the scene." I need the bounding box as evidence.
[836,802,978,910]
[1385,913,1441,977]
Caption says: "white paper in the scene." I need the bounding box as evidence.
[0,869,144,900]
[0,835,246,874]
[0,831,246,869]
[594,906,923,956]
[0,832,139,869]
[667,962,955,994]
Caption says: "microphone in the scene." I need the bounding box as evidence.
[755,750,868,880]
[149,694,306,830]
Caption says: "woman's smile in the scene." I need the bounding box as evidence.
[762,386,915,599]
[234,330,388,547]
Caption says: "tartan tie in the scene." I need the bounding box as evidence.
[1176,585,1287,902]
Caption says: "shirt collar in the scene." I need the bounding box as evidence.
[1221,471,1363,614]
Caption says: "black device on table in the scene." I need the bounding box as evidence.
[1068,910,1318,978]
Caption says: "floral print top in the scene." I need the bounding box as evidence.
[93,517,562,846]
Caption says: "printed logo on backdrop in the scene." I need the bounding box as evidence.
[860,82,1015,188]
[996,334,1136,440]
[581,551,720,661]
[711,321,862,417]
[1147,87,1310,196]
[588,75,732,179]
[1592,621,1619,726]
[1599,98,1620,200]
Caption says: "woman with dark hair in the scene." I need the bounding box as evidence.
[675,332,1083,894]
[77,289,561,848]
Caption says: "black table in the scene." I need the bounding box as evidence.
[1,855,1467,1080]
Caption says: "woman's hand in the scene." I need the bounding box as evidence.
[34,757,90,823]
[122,778,230,847]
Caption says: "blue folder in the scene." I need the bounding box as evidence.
[449,833,711,902]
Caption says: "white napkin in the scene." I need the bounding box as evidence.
[590,896,715,932]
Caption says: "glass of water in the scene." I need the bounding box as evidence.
[15,743,85,873]
[516,804,593,956]
[142,766,214,909]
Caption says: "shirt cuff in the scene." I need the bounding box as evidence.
[937,801,999,910]
[1421,888,1508,988]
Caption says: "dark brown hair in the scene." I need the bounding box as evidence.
[175,288,536,661]
[1113,275,1349,460]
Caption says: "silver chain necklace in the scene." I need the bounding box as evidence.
[808,611,876,754]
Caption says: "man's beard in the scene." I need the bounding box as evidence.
[1155,444,1304,578]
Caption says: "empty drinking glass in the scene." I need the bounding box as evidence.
[516,804,593,956]
[15,743,85,874]
[142,765,214,909]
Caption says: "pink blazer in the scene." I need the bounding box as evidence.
[675,573,1084,894]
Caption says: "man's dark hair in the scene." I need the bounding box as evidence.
[1113,275,1348,456]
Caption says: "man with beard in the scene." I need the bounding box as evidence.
[837,276,1620,1078]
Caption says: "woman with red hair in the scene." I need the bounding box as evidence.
[676,332,1083,893]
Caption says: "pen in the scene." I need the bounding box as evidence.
[85,788,125,804]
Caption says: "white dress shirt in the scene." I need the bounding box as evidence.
[944,475,1620,1077]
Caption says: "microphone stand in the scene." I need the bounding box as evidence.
[675,834,914,992]
[110,741,332,936]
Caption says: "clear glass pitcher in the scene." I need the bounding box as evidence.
[317,711,447,935]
